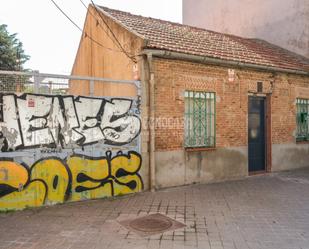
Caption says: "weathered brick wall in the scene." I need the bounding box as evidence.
[271,74,309,144]
[152,58,309,151]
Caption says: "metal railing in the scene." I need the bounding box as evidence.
[184,91,216,148]
[296,98,309,141]
[0,70,140,97]
[0,70,142,156]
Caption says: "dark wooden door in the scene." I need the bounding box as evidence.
[248,96,266,172]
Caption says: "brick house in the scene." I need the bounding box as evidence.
[72,5,309,190]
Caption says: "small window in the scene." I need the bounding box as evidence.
[296,98,309,141]
[184,91,216,148]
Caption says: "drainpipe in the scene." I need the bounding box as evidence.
[146,52,156,192]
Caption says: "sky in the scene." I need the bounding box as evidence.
[0,0,182,74]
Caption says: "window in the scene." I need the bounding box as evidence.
[296,98,309,141]
[184,91,215,148]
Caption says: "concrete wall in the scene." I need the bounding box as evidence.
[0,92,144,211]
[155,147,248,189]
[183,0,309,58]
[272,144,309,171]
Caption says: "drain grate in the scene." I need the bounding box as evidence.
[129,214,173,232]
[118,213,186,237]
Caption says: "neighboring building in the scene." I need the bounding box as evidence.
[72,5,309,190]
[183,0,309,58]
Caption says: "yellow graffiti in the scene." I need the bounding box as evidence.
[111,152,143,196]
[30,159,70,204]
[0,161,28,189]
[0,151,143,211]
[67,156,111,201]
[0,180,46,211]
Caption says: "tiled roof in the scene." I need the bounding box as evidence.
[99,6,309,73]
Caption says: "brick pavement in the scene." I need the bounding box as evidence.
[1,168,309,249]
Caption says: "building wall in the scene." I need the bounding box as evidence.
[152,58,309,188]
[71,6,150,191]
[271,74,309,171]
[71,5,144,97]
[183,0,309,58]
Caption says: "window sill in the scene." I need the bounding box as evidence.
[296,140,309,144]
[185,147,216,152]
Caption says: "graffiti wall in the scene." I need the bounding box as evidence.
[0,93,141,151]
[0,93,142,211]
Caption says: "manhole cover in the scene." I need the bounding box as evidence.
[129,215,173,232]
[118,213,186,237]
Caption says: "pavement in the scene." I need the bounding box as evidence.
[1,168,309,249]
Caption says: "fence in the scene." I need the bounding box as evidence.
[0,70,143,211]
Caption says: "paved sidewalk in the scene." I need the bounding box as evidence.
[1,168,309,249]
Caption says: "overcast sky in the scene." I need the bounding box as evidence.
[0,0,182,74]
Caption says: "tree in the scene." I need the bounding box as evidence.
[0,24,29,71]
[0,24,30,92]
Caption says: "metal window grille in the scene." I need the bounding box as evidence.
[296,98,309,141]
[184,91,216,148]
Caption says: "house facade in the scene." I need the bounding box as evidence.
[72,5,309,191]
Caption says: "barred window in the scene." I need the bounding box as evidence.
[184,91,216,148]
[296,98,309,141]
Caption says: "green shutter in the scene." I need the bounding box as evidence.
[296,98,309,141]
[184,91,215,147]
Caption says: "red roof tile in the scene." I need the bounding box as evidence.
[99,6,309,73]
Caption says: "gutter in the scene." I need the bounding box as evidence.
[146,53,156,192]
[142,49,309,76]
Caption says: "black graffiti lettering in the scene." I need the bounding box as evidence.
[52,175,59,190]
[0,184,16,197]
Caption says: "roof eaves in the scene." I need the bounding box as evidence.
[95,5,147,41]
[143,48,309,76]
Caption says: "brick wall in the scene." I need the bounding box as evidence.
[152,58,309,151]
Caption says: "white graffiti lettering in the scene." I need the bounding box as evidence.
[0,95,22,150]
[0,94,141,151]
[101,99,141,145]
